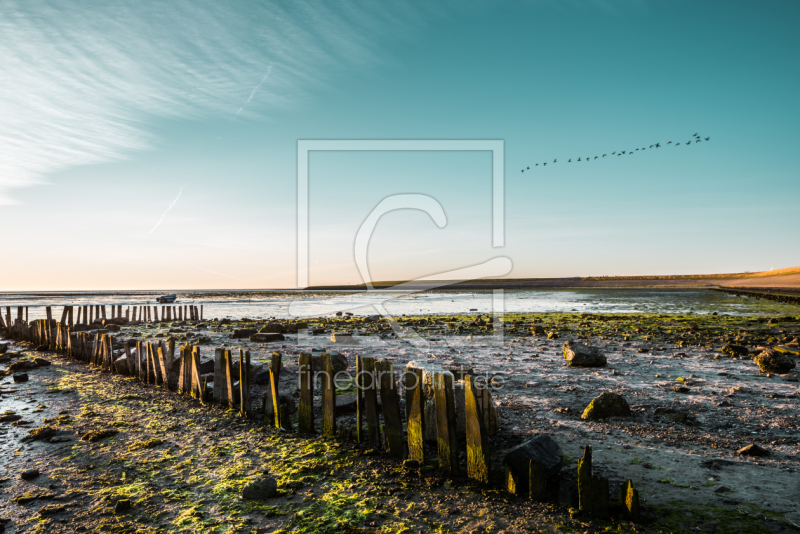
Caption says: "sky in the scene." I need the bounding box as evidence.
[1,0,798,290]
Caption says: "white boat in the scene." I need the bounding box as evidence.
[156,294,177,303]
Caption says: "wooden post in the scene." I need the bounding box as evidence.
[355,355,364,442]
[239,349,251,417]
[529,461,547,501]
[375,360,404,458]
[434,372,460,475]
[625,480,641,521]
[214,348,224,404]
[166,339,176,389]
[177,345,189,394]
[269,352,282,427]
[465,375,490,483]
[298,353,314,433]
[405,366,425,464]
[321,353,336,438]
[68,306,73,326]
[25,306,28,323]
[200,305,203,321]
[154,306,159,322]
[224,349,235,409]
[577,446,610,517]
[191,346,204,404]
[360,356,381,448]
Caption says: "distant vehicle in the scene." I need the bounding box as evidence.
[156,294,177,303]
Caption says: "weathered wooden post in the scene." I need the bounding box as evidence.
[405,366,425,464]
[360,356,381,448]
[625,479,640,521]
[577,446,610,517]
[178,345,190,394]
[191,346,204,404]
[375,360,404,459]
[269,352,282,428]
[239,349,251,417]
[321,353,336,438]
[68,306,74,326]
[224,349,235,409]
[157,345,169,388]
[46,306,52,322]
[214,348,225,404]
[465,374,490,483]
[298,353,314,433]
[434,372,460,475]
[200,305,203,321]
[355,355,364,442]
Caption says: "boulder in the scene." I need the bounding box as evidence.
[21,426,57,442]
[258,323,285,334]
[530,325,545,335]
[738,444,768,457]
[502,434,563,492]
[13,373,29,383]
[241,475,278,500]
[231,328,257,339]
[331,332,357,344]
[581,392,631,420]
[721,344,748,357]
[113,356,130,375]
[20,469,40,480]
[754,349,796,374]
[563,341,607,367]
[249,333,286,343]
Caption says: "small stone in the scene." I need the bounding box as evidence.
[20,468,39,480]
[672,385,690,393]
[754,349,796,374]
[738,444,768,457]
[242,475,278,500]
[581,392,631,420]
[714,485,732,493]
[12,373,29,383]
[114,499,131,513]
[563,341,607,367]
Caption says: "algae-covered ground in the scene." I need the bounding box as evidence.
[1,305,799,533]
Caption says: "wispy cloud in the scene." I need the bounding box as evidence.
[196,266,243,281]
[150,185,185,234]
[0,0,458,204]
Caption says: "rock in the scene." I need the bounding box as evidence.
[331,332,357,344]
[714,485,732,493]
[241,475,278,500]
[81,429,118,442]
[672,385,690,393]
[754,349,796,374]
[113,356,130,375]
[249,333,285,343]
[259,323,286,334]
[737,444,768,457]
[530,325,545,335]
[563,341,607,367]
[0,413,23,423]
[20,469,39,480]
[0,343,8,354]
[721,344,748,357]
[114,499,131,513]
[502,434,563,493]
[21,426,57,442]
[231,328,258,339]
[581,392,631,420]
[12,373,29,383]
[219,318,231,325]
[198,358,215,375]
[9,360,38,372]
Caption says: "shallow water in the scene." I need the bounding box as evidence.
[0,288,796,321]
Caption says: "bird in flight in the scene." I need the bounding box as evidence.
[543,162,547,166]
[693,133,698,137]
[594,156,598,159]
[655,143,660,148]
[705,137,710,141]
[577,157,581,161]
[602,154,607,157]
[527,167,530,169]
[554,159,557,163]
[667,141,672,144]
[568,159,571,162]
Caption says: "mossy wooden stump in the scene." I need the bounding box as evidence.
[360,356,382,448]
[433,372,459,475]
[376,360,404,458]
[577,446,609,517]
[298,353,315,433]
[465,375,490,484]
[405,366,425,464]
[322,353,336,438]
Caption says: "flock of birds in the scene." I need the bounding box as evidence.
[521,133,710,172]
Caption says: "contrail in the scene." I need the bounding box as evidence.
[149,185,185,234]
[231,65,273,121]
[196,266,242,281]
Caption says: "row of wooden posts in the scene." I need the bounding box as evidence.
[2,305,640,519]
[1,304,203,327]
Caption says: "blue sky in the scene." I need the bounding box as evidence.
[1,0,798,290]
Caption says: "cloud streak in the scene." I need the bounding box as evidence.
[150,185,185,234]
[0,0,461,204]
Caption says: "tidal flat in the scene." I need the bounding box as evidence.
[1,307,799,533]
